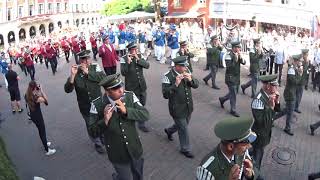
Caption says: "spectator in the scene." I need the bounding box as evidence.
[5,64,23,113]
[0,52,9,88]
[25,80,56,156]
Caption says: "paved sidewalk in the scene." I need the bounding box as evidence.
[0,55,319,180]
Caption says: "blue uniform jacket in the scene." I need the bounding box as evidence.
[126,32,136,43]
[138,33,147,43]
[108,31,115,44]
[118,31,126,45]
[167,32,179,49]
[154,31,165,46]
[0,60,8,74]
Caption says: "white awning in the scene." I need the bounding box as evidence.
[165,11,205,18]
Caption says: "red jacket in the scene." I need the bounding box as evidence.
[90,36,97,48]
[45,44,56,59]
[98,44,118,68]
[80,40,86,50]
[61,39,71,51]
[23,52,34,66]
[72,40,81,53]
[40,45,47,58]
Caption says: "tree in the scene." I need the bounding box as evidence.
[102,0,154,16]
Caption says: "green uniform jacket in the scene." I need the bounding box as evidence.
[197,145,257,180]
[301,60,311,86]
[178,49,195,72]
[90,91,149,164]
[284,66,303,102]
[249,48,263,74]
[120,54,149,94]
[251,90,278,148]
[64,63,105,116]
[162,68,199,119]
[207,45,222,66]
[225,52,246,86]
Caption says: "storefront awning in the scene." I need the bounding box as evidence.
[165,11,205,18]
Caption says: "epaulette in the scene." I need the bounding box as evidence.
[288,67,295,75]
[252,98,264,110]
[162,71,171,84]
[92,96,101,103]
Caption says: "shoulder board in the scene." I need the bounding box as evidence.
[288,67,295,75]
[225,54,232,61]
[202,156,215,168]
[91,63,102,72]
[196,166,214,180]
[90,96,101,114]
[252,98,264,110]
[120,57,126,64]
[132,92,143,106]
[92,96,101,103]
[256,93,262,99]
[162,71,171,84]
[196,156,215,180]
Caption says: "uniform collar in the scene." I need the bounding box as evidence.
[220,148,235,164]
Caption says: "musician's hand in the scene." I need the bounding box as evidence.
[175,74,183,87]
[243,159,254,178]
[134,51,139,60]
[115,99,127,115]
[228,164,240,180]
[71,65,78,77]
[127,55,132,64]
[183,73,192,82]
[104,104,114,126]
[80,64,89,75]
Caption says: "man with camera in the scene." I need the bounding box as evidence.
[219,41,246,117]
[64,50,106,154]
[162,56,199,158]
[120,42,150,132]
[89,73,149,180]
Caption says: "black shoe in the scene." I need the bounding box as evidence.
[164,128,173,141]
[18,109,24,113]
[180,151,194,158]
[139,126,150,132]
[305,86,308,90]
[318,104,320,111]
[230,111,240,117]
[241,85,245,94]
[284,129,294,136]
[95,144,106,154]
[310,125,315,136]
[12,110,16,114]
[219,97,224,109]
[203,79,208,85]
[294,109,301,114]
[250,95,255,99]
[212,85,220,90]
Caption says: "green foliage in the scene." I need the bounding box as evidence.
[0,136,18,180]
[102,0,154,16]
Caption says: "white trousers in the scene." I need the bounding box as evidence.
[155,45,165,61]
